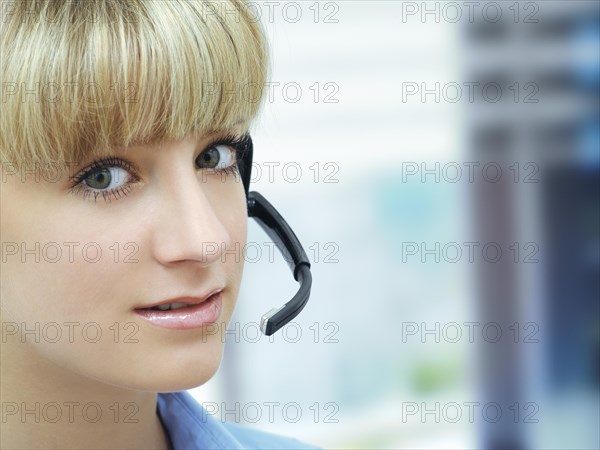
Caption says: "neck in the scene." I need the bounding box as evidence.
[0,340,171,450]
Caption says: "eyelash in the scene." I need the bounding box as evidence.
[69,134,249,204]
[69,158,138,204]
[201,133,250,176]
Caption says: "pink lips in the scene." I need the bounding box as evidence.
[133,291,223,330]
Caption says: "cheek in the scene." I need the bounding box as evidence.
[0,184,148,384]
[0,178,149,343]
[209,180,248,308]
[0,205,141,328]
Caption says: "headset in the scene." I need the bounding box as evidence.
[236,136,312,336]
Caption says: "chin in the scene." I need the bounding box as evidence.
[146,345,224,392]
[87,338,226,393]
[110,358,223,393]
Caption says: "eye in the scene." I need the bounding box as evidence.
[69,158,138,203]
[195,144,236,170]
[83,166,129,190]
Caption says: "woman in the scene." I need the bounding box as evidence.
[0,1,317,448]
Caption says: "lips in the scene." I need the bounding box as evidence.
[134,288,223,311]
[133,289,224,330]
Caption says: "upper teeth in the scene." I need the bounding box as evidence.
[155,302,188,311]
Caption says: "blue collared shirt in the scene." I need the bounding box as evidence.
[157,391,320,449]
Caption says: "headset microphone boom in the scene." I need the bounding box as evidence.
[236,136,313,336]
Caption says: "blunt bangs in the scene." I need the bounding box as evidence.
[0,0,269,167]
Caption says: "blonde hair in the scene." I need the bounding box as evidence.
[0,0,269,167]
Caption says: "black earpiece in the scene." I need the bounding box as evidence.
[236,137,312,336]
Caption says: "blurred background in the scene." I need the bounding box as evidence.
[192,1,599,448]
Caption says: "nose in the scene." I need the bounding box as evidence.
[150,172,233,267]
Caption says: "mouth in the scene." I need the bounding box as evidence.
[142,301,203,312]
[134,288,223,310]
[133,290,224,330]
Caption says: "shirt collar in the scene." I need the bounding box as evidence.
[157,391,244,450]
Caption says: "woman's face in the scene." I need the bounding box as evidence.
[0,131,247,391]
